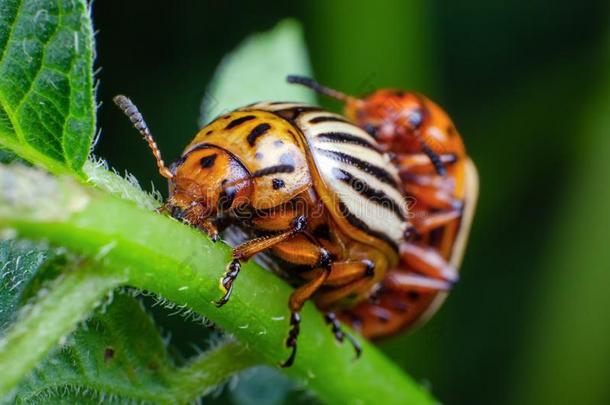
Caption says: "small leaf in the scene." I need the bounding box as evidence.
[0,147,17,164]
[0,0,95,175]
[0,239,59,332]
[12,293,257,404]
[13,293,176,403]
[201,19,316,124]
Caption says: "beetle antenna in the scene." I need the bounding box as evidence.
[287,75,362,105]
[113,95,173,179]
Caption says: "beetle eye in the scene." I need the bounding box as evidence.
[408,110,423,128]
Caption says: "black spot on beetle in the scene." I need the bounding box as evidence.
[255,152,264,160]
[199,154,217,168]
[206,129,213,136]
[225,115,256,129]
[247,123,271,146]
[408,291,420,301]
[273,140,284,147]
[272,178,285,189]
[104,347,115,363]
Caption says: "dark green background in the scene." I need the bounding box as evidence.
[93,1,609,404]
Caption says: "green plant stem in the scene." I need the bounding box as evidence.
[0,166,435,405]
[0,264,124,396]
[169,340,262,403]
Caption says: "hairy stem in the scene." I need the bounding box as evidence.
[169,339,262,403]
[0,264,124,396]
[0,165,435,405]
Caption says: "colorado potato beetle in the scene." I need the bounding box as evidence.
[114,96,417,366]
[288,76,478,338]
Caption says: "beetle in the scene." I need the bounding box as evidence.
[114,96,431,366]
[287,76,478,338]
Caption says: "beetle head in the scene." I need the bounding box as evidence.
[345,90,427,154]
[165,145,252,223]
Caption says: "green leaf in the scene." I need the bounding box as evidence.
[0,0,95,175]
[12,293,258,404]
[200,19,315,124]
[0,239,60,332]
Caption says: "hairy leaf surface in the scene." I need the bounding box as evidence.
[0,0,94,175]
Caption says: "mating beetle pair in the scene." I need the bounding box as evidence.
[114,76,477,367]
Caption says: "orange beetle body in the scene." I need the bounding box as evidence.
[342,90,478,338]
[114,96,410,365]
[287,77,478,339]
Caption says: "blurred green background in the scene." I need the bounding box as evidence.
[93,1,609,404]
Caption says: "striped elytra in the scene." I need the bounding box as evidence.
[116,97,411,367]
[285,76,479,339]
[338,89,479,339]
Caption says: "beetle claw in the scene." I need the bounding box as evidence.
[280,345,297,368]
[214,259,240,307]
[214,284,232,307]
[325,312,362,360]
[280,311,301,367]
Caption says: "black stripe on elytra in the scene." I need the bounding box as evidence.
[247,123,271,146]
[308,115,349,124]
[337,201,398,251]
[251,164,294,178]
[314,147,399,188]
[317,132,381,152]
[225,115,256,129]
[274,106,324,121]
[332,167,406,221]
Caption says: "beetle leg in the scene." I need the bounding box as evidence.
[324,259,375,286]
[272,235,331,267]
[215,215,307,307]
[396,153,457,174]
[272,241,366,365]
[199,218,220,242]
[281,267,330,368]
[403,181,461,211]
[315,277,373,309]
[324,312,362,360]
[383,270,453,291]
[400,242,458,283]
[314,258,380,307]
[400,170,462,211]
[413,209,461,234]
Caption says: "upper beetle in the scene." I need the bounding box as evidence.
[288,76,478,338]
